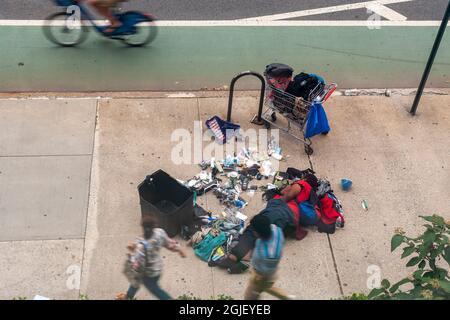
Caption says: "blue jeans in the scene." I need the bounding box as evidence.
[126,275,172,300]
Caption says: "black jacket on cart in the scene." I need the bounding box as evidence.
[286,73,324,101]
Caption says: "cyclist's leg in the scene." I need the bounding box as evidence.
[86,0,121,29]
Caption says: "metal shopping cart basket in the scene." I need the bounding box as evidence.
[260,73,337,155]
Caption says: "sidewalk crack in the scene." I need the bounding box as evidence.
[307,153,344,297]
[327,234,344,296]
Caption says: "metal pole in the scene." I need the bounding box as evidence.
[226,71,265,123]
[410,0,450,115]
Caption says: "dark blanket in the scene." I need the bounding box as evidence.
[230,199,295,260]
[261,199,295,230]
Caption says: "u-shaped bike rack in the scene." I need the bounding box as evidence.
[226,71,266,125]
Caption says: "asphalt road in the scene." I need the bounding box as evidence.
[0,0,448,20]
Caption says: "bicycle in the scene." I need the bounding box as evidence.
[43,0,158,47]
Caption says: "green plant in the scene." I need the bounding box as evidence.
[338,293,369,300]
[369,215,450,300]
[79,294,89,300]
[12,296,27,300]
[214,294,234,300]
[177,294,202,300]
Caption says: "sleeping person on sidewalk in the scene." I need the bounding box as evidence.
[216,174,318,273]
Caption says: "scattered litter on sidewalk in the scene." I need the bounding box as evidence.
[361,199,369,211]
[176,155,346,266]
[139,157,347,271]
[341,179,353,191]
[344,89,359,96]
[205,116,240,144]
[138,98,346,270]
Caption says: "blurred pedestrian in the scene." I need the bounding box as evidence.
[244,215,295,300]
[116,215,186,300]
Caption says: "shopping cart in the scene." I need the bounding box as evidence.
[260,73,337,155]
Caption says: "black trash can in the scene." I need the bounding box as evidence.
[138,170,194,237]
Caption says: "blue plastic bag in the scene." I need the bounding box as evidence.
[305,101,330,139]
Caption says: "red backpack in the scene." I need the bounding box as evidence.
[318,192,345,234]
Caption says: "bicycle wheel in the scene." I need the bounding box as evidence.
[43,12,89,47]
[121,20,158,47]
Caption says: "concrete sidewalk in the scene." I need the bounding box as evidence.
[0,91,449,300]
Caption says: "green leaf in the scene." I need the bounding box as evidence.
[420,277,433,284]
[389,278,411,293]
[391,234,405,252]
[430,249,441,260]
[430,259,437,270]
[401,246,416,259]
[423,230,436,244]
[410,286,423,298]
[381,279,390,289]
[436,268,449,280]
[413,269,424,278]
[368,288,386,300]
[433,215,445,226]
[420,215,445,226]
[444,247,450,266]
[406,256,421,267]
[420,215,434,222]
[439,280,450,293]
[437,235,449,245]
[393,292,413,300]
[418,244,430,259]
[418,260,426,269]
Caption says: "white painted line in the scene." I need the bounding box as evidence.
[166,93,197,98]
[366,3,407,21]
[0,19,108,26]
[0,19,447,27]
[155,20,445,27]
[238,0,414,21]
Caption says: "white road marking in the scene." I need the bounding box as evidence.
[366,3,407,21]
[166,93,197,98]
[0,19,446,27]
[238,0,414,21]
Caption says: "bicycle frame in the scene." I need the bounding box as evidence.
[50,0,157,46]
[62,1,111,34]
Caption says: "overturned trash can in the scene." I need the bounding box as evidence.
[138,170,194,237]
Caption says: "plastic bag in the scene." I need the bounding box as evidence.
[305,102,330,138]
